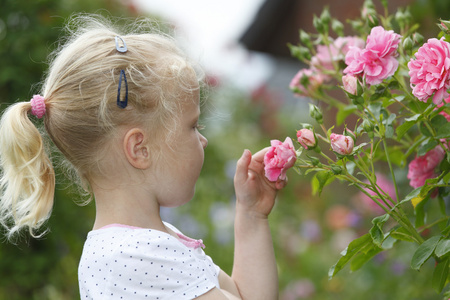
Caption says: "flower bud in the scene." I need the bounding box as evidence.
[362,119,374,132]
[395,10,405,27]
[331,19,344,36]
[438,19,450,34]
[309,103,323,124]
[413,32,424,44]
[363,119,375,138]
[330,133,354,156]
[402,37,413,51]
[331,164,343,175]
[342,74,358,95]
[403,8,412,25]
[308,156,321,166]
[299,30,313,49]
[320,8,331,27]
[297,128,317,150]
[313,15,325,34]
[367,13,379,27]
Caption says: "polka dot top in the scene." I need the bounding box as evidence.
[78,222,220,299]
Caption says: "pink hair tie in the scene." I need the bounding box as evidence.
[30,95,46,118]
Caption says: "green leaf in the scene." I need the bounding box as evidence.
[390,227,417,243]
[385,125,394,138]
[417,139,438,157]
[350,246,383,272]
[369,214,390,247]
[436,239,450,258]
[419,122,433,137]
[396,119,417,139]
[368,103,382,120]
[431,114,449,128]
[436,122,450,139]
[432,257,449,293]
[414,194,430,227]
[311,171,334,196]
[328,234,372,279]
[411,236,441,271]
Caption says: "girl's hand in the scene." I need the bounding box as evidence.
[233,148,287,218]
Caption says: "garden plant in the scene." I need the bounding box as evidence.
[266,0,450,295]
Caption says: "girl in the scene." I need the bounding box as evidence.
[0,15,287,299]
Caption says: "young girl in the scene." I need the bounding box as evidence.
[0,15,287,299]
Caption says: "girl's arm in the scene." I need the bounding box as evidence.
[231,148,284,299]
[197,148,284,300]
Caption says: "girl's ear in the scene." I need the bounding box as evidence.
[123,128,151,169]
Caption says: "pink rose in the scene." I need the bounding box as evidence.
[311,36,365,72]
[289,68,324,97]
[365,26,401,57]
[264,137,297,182]
[330,133,354,155]
[408,38,450,105]
[407,147,445,189]
[357,173,396,215]
[342,74,358,95]
[344,26,401,85]
[297,129,316,149]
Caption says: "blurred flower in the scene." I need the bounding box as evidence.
[408,38,450,105]
[300,219,322,243]
[407,146,445,189]
[355,173,396,215]
[342,74,358,95]
[311,36,365,73]
[330,133,354,155]
[345,26,401,85]
[325,205,360,230]
[391,261,407,276]
[297,129,316,149]
[281,279,315,300]
[264,137,297,182]
[289,68,324,97]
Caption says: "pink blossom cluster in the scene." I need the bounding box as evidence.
[290,36,365,97]
[407,146,445,189]
[344,26,401,85]
[408,38,450,105]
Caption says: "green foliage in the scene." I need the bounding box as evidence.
[286,0,450,296]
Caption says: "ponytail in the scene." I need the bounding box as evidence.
[0,101,55,239]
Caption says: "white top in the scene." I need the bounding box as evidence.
[78,222,220,299]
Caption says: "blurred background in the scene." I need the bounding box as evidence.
[1,0,450,299]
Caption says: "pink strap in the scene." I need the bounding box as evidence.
[30,95,46,118]
[176,233,205,249]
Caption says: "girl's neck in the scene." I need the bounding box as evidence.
[90,180,165,233]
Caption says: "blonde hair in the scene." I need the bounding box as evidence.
[0,15,202,239]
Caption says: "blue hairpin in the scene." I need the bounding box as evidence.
[117,70,128,108]
[115,36,127,53]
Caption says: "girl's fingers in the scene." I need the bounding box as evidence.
[234,149,252,184]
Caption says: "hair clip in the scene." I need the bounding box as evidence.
[115,36,127,53]
[117,70,128,108]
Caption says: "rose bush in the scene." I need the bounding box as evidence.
[267,0,450,295]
